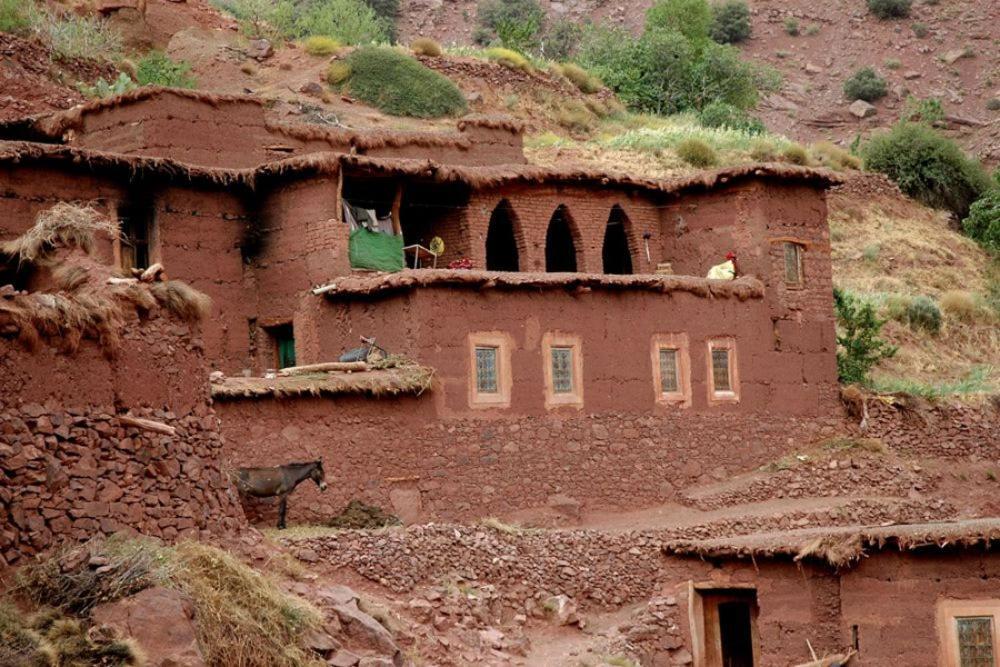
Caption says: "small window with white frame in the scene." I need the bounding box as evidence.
[707,338,739,403]
[938,600,1000,667]
[468,332,512,408]
[543,332,583,408]
[783,241,804,285]
[651,333,690,407]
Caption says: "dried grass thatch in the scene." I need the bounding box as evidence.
[315,269,766,301]
[664,518,1000,569]
[0,203,117,264]
[212,360,434,400]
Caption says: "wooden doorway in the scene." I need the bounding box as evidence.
[692,587,760,667]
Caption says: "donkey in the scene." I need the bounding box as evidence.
[234,460,327,529]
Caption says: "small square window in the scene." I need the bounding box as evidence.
[712,349,731,392]
[707,338,739,403]
[551,347,574,393]
[783,242,803,284]
[659,349,679,393]
[958,617,995,667]
[475,346,499,393]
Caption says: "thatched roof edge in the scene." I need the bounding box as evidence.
[211,364,435,400]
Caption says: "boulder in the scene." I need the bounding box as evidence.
[91,587,204,667]
[543,594,580,626]
[246,39,274,61]
[849,100,877,118]
[328,649,361,667]
[333,601,399,654]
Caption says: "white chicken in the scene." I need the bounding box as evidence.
[706,252,738,280]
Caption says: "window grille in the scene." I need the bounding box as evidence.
[475,346,499,394]
[551,347,574,393]
[784,242,803,284]
[957,617,995,667]
[712,348,731,392]
[659,348,679,393]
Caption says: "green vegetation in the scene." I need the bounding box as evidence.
[863,122,992,219]
[783,17,800,36]
[911,21,928,37]
[410,36,443,56]
[645,0,712,40]
[834,287,897,384]
[811,140,863,171]
[782,143,810,165]
[304,35,343,55]
[212,0,388,44]
[474,0,544,52]
[0,0,30,33]
[902,96,944,125]
[78,72,137,99]
[341,46,467,117]
[556,62,602,93]
[905,294,942,333]
[362,0,400,42]
[710,0,751,44]
[135,51,196,88]
[870,366,993,399]
[31,8,123,61]
[676,137,718,166]
[326,61,352,84]
[963,190,1000,255]
[698,101,765,134]
[843,67,887,102]
[484,46,532,71]
[541,19,581,61]
[868,0,912,18]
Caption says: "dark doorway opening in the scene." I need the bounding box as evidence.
[265,323,296,370]
[545,205,578,273]
[601,205,633,274]
[718,600,755,667]
[485,200,520,271]
[699,588,759,667]
[118,190,156,272]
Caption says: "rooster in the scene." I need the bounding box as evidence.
[706,251,738,280]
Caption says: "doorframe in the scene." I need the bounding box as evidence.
[688,582,761,667]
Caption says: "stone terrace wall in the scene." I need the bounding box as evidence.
[0,315,246,566]
[862,398,1000,459]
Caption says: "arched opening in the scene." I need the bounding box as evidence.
[602,205,634,275]
[545,205,578,273]
[485,200,520,271]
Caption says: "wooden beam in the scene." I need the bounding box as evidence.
[117,415,176,436]
[278,361,369,376]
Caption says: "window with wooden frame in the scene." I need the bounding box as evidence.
[783,241,804,285]
[651,334,691,407]
[468,332,512,408]
[117,192,157,272]
[707,338,739,403]
[264,323,296,370]
[938,600,1000,667]
[543,332,583,408]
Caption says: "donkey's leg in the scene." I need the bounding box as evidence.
[278,495,289,530]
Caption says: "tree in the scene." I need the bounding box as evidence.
[834,288,897,385]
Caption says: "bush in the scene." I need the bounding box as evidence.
[676,138,718,167]
[749,138,779,161]
[868,0,911,19]
[906,295,942,333]
[834,288,897,384]
[135,51,196,88]
[33,9,123,61]
[710,0,751,44]
[410,37,442,56]
[557,62,602,93]
[783,17,799,36]
[0,0,30,33]
[326,60,352,84]
[698,101,765,134]
[646,0,713,41]
[911,21,928,37]
[843,67,887,102]
[303,35,342,55]
[963,189,1000,254]
[987,98,1000,112]
[475,0,544,50]
[78,72,138,99]
[810,141,863,170]
[343,46,466,117]
[863,122,992,218]
[541,19,581,61]
[939,290,980,322]
[215,0,388,43]
[902,96,944,125]
[361,0,400,42]
[484,46,532,71]
[782,143,810,165]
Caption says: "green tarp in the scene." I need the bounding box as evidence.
[349,228,404,273]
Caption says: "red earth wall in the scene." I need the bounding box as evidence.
[0,315,246,566]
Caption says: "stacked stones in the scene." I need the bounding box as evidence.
[864,400,1000,459]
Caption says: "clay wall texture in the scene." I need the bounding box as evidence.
[0,316,246,566]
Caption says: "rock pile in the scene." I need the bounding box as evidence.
[862,399,1000,460]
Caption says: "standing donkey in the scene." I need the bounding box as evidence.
[234,460,328,529]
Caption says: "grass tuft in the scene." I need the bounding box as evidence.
[303,35,342,56]
[554,62,602,93]
[484,47,532,71]
[410,37,442,57]
[676,138,718,167]
[343,46,467,118]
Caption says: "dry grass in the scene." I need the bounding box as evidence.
[1,203,117,264]
[211,361,434,399]
[172,542,324,667]
[410,37,442,57]
[0,602,143,666]
[148,281,212,321]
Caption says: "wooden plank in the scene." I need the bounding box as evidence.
[117,415,176,436]
[278,361,369,376]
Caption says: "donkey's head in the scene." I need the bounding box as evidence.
[310,460,328,491]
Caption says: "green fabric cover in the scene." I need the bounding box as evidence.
[349,228,404,272]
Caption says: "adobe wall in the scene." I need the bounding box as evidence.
[216,392,845,526]
[0,315,246,566]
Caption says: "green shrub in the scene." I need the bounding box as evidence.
[783,17,799,36]
[645,0,713,41]
[541,19,581,60]
[782,143,810,165]
[963,190,1000,255]
[33,9,123,61]
[902,96,944,125]
[749,139,779,161]
[906,295,942,333]
[843,67,887,102]
[698,101,765,134]
[78,72,138,99]
[343,46,466,117]
[868,0,911,18]
[811,140,862,170]
[410,37,442,56]
[710,0,751,44]
[214,0,388,43]
[135,51,196,88]
[475,0,544,50]
[676,138,718,167]
[304,35,342,55]
[863,123,992,219]
[557,63,602,93]
[361,0,400,42]
[0,0,30,33]
[884,57,901,70]
[987,98,1000,112]
[911,21,928,37]
[484,46,531,71]
[804,23,820,35]
[326,60,352,85]
[834,288,897,384]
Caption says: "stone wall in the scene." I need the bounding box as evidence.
[862,398,1000,459]
[0,315,246,567]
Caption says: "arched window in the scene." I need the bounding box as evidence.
[602,205,634,275]
[485,200,520,271]
[545,205,578,273]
